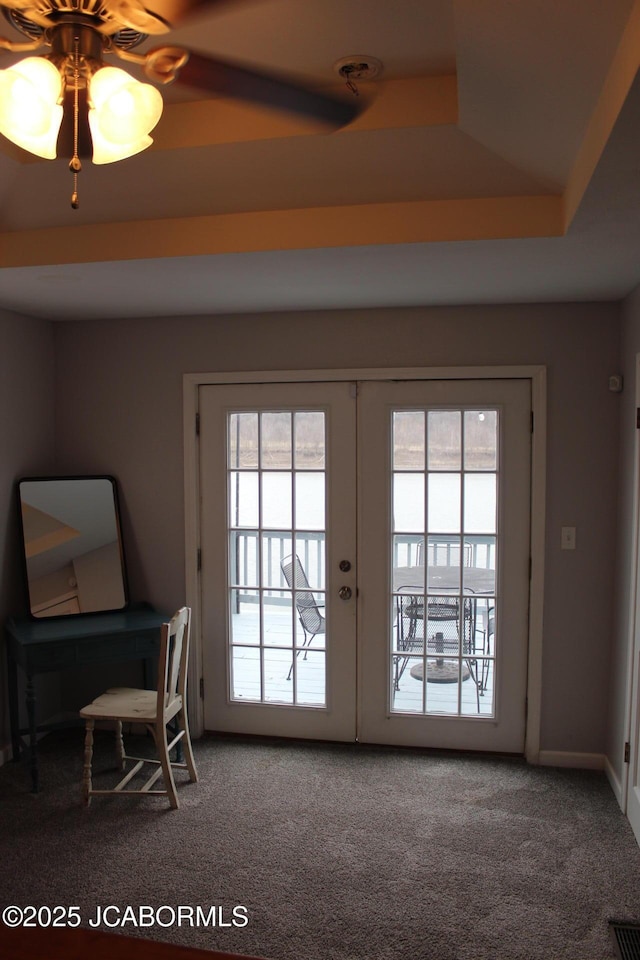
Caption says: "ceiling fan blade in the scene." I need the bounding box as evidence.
[0,0,52,28]
[57,88,93,161]
[176,51,363,128]
[139,0,254,29]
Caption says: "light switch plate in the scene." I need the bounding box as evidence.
[561,526,576,550]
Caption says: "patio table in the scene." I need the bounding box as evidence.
[392,565,494,690]
[393,564,495,595]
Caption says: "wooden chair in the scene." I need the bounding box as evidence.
[80,606,198,809]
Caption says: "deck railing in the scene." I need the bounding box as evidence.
[231,531,494,607]
[393,534,495,569]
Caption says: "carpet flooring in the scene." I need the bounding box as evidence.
[1,731,640,960]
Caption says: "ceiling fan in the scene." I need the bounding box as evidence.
[0,0,364,205]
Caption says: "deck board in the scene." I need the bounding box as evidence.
[229,606,494,717]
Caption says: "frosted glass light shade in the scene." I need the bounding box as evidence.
[88,66,162,165]
[88,122,153,164]
[0,57,63,159]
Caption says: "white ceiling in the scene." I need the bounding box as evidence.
[0,0,639,320]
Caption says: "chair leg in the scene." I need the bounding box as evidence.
[177,709,199,783]
[156,721,179,810]
[287,630,313,681]
[83,719,94,807]
[115,720,125,770]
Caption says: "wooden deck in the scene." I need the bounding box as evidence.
[229,605,495,717]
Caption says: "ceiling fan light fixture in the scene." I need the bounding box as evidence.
[0,56,63,159]
[89,122,153,164]
[88,64,163,164]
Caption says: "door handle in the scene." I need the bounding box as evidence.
[338,586,352,600]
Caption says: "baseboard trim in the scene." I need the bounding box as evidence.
[538,750,605,770]
[604,755,625,809]
[0,740,611,774]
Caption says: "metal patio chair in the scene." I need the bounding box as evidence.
[280,554,325,681]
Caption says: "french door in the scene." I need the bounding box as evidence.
[199,376,531,752]
[358,379,531,752]
[199,381,358,740]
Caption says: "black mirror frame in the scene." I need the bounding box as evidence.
[16,474,130,620]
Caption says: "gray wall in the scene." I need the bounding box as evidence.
[0,310,55,749]
[608,285,640,791]
[53,302,621,756]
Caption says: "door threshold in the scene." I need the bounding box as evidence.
[203,729,525,762]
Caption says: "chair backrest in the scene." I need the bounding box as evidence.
[157,606,191,718]
[280,554,324,636]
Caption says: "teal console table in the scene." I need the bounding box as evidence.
[5,603,167,792]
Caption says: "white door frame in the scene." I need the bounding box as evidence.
[184,365,547,763]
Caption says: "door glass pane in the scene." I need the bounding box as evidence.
[227,409,327,708]
[262,472,292,529]
[261,412,291,469]
[464,474,496,533]
[464,410,497,470]
[428,473,460,533]
[231,646,260,700]
[426,597,461,657]
[465,659,494,717]
[264,647,294,703]
[391,406,499,719]
[230,532,258,588]
[296,651,326,706]
[262,593,293,648]
[229,472,259,528]
[463,537,496,593]
[294,534,325,589]
[295,473,325,530]
[393,411,425,470]
[261,532,292,589]
[428,411,461,470]
[428,547,460,590]
[394,474,424,532]
[425,659,461,714]
[391,655,425,713]
[294,412,325,469]
[393,533,423,568]
[229,413,258,468]
[229,589,259,645]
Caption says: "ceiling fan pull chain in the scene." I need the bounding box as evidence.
[69,34,81,209]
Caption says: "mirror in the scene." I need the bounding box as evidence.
[17,476,128,618]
